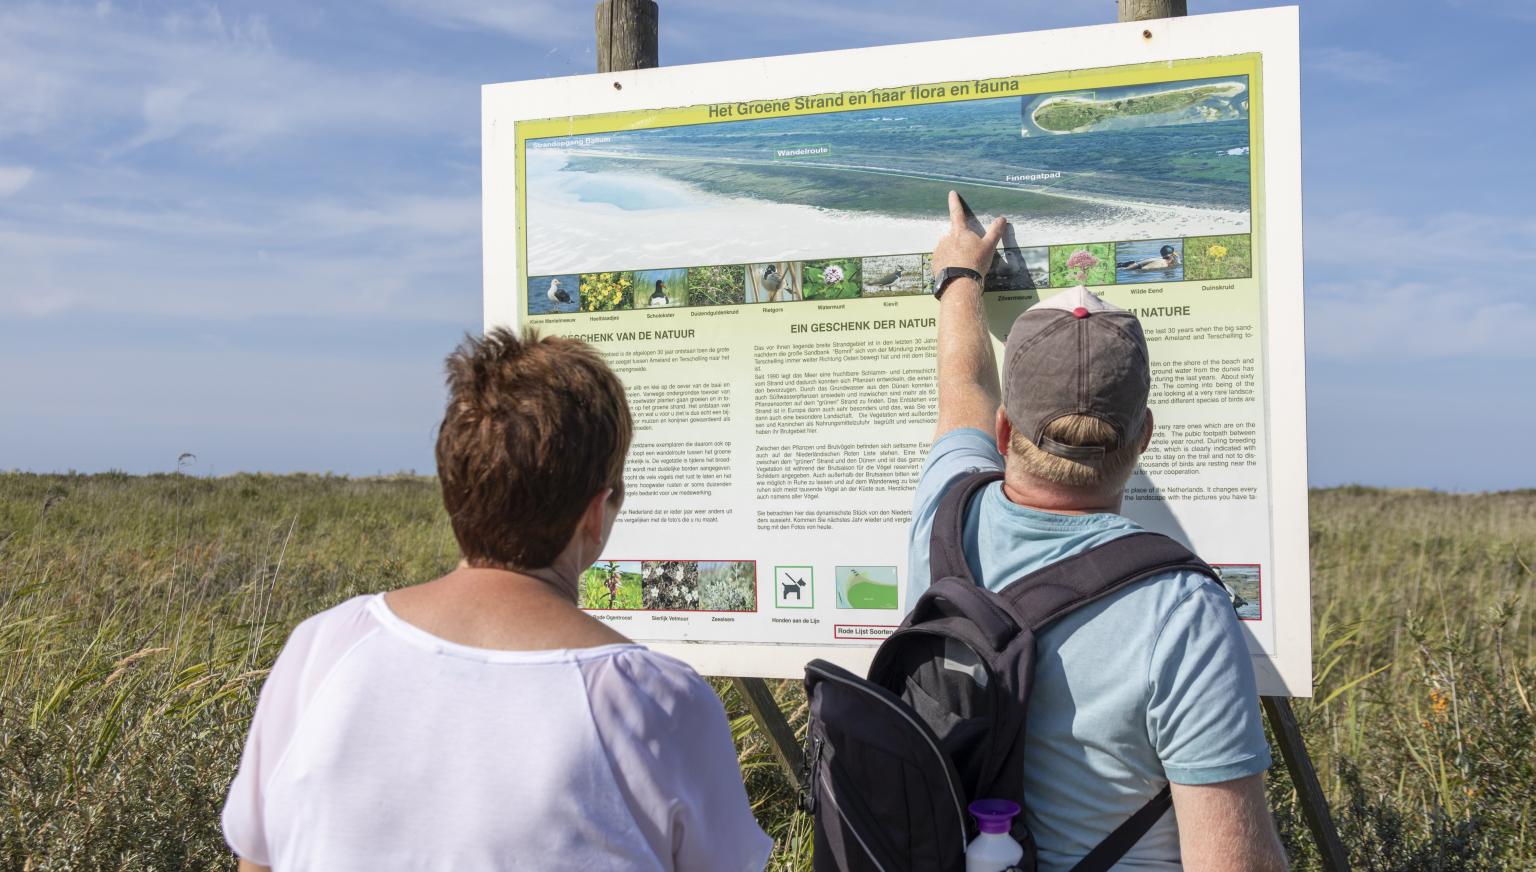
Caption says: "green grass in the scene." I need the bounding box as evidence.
[685,264,746,306]
[1033,85,1239,132]
[1182,233,1252,281]
[580,564,642,609]
[1,474,1533,869]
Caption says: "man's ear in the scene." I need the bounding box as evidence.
[995,406,1012,457]
[1137,409,1155,454]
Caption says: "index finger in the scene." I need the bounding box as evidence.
[947,190,967,229]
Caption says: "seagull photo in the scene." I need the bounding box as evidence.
[526,273,580,314]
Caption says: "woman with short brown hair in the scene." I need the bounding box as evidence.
[222,328,770,871]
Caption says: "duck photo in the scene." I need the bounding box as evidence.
[1117,244,1181,271]
[1114,239,1184,283]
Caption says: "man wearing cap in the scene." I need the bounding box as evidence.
[909,193,1287,871]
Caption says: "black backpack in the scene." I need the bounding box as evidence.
[804,470,1222,872]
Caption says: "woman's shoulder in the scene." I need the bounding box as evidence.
[579,646,724,724]
[267,595,383,679]
[286,594,380,645]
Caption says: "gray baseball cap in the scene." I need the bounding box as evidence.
[1002,285,1150,465]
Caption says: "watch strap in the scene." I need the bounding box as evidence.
[933,267,983,299]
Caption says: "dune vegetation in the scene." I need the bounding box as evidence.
[1031,83,1244,133]
[1,474,1531,869]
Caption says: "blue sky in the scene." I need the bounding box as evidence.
[1,0,1532,490]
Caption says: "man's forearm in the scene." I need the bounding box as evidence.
[930,192,1007,440]
[1170,775,1289,872]
[935,276,1001,438]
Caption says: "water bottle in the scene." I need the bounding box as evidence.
[966,799,1024,872]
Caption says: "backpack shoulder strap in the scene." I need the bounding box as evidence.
[1019,533,1213,871]
[1067,785,1173,872]
[1000,531,1218,632]
[927,469,1004,584]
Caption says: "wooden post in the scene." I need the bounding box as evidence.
[1117,0,1188,20]
[732,677,807,788]
[1264,696,1352,871]
[593,0,804,790]
[596,0,658,72]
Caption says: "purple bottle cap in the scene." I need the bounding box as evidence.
[969,799,1020,835]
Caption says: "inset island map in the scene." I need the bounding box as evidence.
[523,74,1252,276]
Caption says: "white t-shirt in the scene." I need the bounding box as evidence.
[222,594,772,871]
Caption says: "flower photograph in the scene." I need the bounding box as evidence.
[1048,243,1115,286]
[801,258,862,299]
[578,271,634,312]
[1182,233,1252,280]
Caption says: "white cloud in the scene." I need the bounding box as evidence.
[285,195,481,241]
[1307,279,1536,360]
[0,165,34,197]
[1305,206,1536,358]
[1306,208,1536,274]
[1306,46,1407,84]
[663,0,1098,54]
[0,3,469,153]
[377,0,584,42]
[0,157,480,322]
[130,82,200,148]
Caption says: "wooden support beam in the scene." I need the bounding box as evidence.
[1263,696,1352,871]
[1118,0,1188,20]
[596,0,658,72]
[732,677,806,789]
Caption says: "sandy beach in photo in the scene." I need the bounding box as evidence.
[525,150,1248,276]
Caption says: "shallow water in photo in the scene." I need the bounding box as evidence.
[527,274,579,315]
[1114,238,1184,284]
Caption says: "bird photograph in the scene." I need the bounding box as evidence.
[527,273,579,314]
[1118,243,1181,271]
[859,254,924,296]
[747,262,801,303]
[632,267,688,308]
[986,245,1048,291]
[1114,239,1184,283]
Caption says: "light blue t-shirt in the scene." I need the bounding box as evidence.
[906,429,1271,872]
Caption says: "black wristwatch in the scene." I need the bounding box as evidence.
[933,267,983,299]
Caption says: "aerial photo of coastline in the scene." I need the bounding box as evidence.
[524,75,1251,276]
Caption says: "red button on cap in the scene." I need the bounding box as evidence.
[1072,307,1089,319]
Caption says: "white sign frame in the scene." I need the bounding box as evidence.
[484,7,1310,696]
